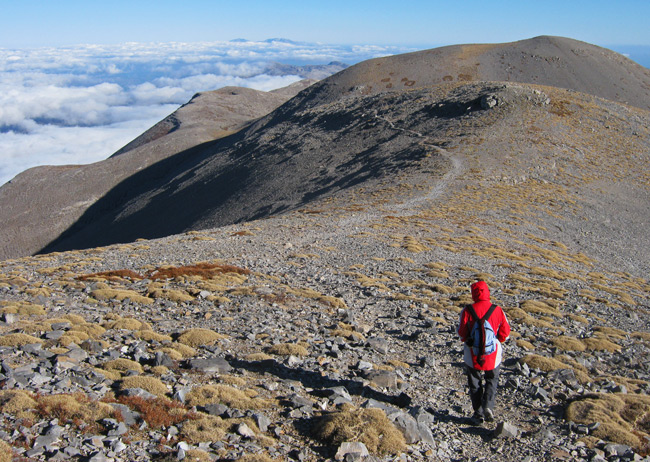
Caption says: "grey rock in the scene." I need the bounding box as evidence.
[335,442,369,461]
[389,411,421,443]
[367,337,389,354]
[187,356,232,373]
[109,403,139,426]
[252,412,271,432]
[155,351,174,368]
[81,340,104,354]
[288,394,314,409]
[364,370,398,390]
[236,422,256,438]
[202,403,229,416]
[121,388,157,400]
[603,443,633,458]
[362,398,399,416]
[494,421,521,438]
[1,313,18,324]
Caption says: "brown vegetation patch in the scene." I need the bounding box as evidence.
[185,384,269,410]
[267,342,309,356]
[312,405,406,455]
[551,335,586,352]
[0,333,43,347]
[77,269,144,282]
[116,395,191,429]
[566,393,650,450]
[148,262,251,281]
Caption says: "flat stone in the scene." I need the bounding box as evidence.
[335,442,369,461]
[236,422,256,438]
[187,357,232,374]
[494,421,521,439]
[390,411,421,443]
[364,370,398,390]
[367,337,389,354]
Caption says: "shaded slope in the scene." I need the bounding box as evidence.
[0,81,314,260]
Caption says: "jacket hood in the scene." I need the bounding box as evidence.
[471,280,491,302]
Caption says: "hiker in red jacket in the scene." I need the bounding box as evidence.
[458,280,511,424]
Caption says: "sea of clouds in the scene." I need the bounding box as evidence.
[0,39,415,186]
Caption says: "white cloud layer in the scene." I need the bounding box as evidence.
[0,39,415,186]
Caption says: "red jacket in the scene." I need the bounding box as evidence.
[458,281,510,370]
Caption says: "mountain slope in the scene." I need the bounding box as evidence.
[0,81,314,260]
[298,35,650,110]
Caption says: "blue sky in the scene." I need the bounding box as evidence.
[0,0,649,186]
[1,0,649,49]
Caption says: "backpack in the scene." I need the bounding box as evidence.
[466,304,498,366]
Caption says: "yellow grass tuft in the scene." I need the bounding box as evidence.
[551,336,586,352]
[267,343,309,356]
[91,288,153,304]
[103,358,144,374]
[566,393,650,450]
[180,415,225,444]
[0,333,43,346]
[185,384,269,409]
[177,328,227,347]
[0,440,12,462]
[313,405,406,455]
[120,376,169,398]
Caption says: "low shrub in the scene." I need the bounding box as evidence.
[312,405,406,455]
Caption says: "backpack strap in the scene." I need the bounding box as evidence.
[483,304,498,323]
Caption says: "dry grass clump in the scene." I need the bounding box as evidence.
[0,390,37,419]
[77,269,144,282]
[566,393,650,449]
[185,384,269,410]
[244,353,274,362]
[267,342,309,357]
[312,405,406,455]
[120,376,169,398]
[158,343,197,359]
[149,262,251,281]
[176,328,227,347]
[520,300,563,317]
[184,449,214,462]
[91,288,153,304]
[593,326,627,340]
[0,333,43,346]
[0,301,46,316]
[552,336,587,352]
[582,336,622,352]
[520,355,589,383]
[103,358,144,374]
[181,415,226,444]
[135,330,173,342]
[147,285,195,303]
[0,440,13,462]
[234,454,278,462]
[37,393,113,425]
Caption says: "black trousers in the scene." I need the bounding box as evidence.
[466,365,500,416]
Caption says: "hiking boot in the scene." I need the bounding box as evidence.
[484,407,494,422]
[470,411,484,425]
